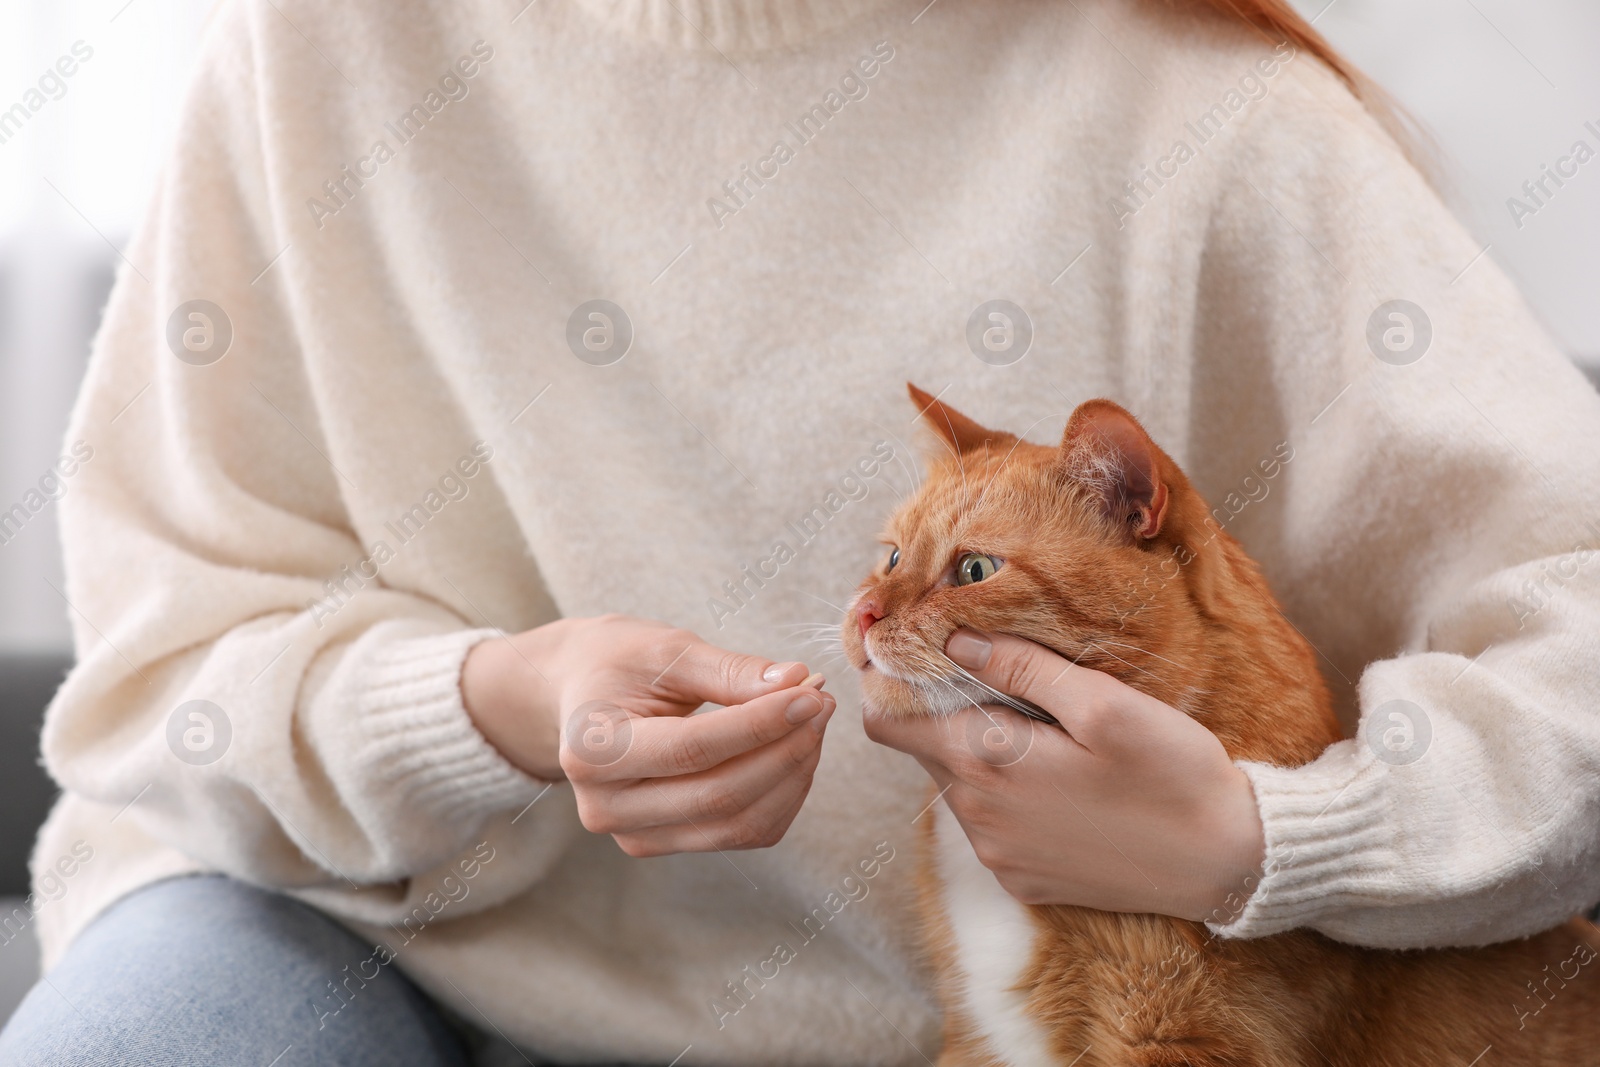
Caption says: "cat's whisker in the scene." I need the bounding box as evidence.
[866,421,925,496]
[780,621,848,644]
[886,650,984,721]
[936,655,1058,725]
[936,424,969,507]
[801,592,850,615]
[927,672,984,714]
[1083,642,1161,682]
[916,676,982,738]
[795,630,844,643]
[787,627,846,641]
[1095,638,1190,674]
[877,472,907,504]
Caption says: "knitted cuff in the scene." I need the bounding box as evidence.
[351,627,547,829]
[1206,740,1395,940]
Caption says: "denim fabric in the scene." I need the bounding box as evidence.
[0,874,474,1067]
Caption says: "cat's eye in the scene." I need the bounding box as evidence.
[885,547,900,572]
[955,553,1000,585]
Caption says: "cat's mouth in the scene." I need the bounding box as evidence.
[853,634,939,715]
[860,661,1054,721]
[856,629,1063,724]
[854,635,1014,718]
[861,669,976,718]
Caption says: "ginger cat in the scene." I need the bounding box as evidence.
[840,383,1600,1067]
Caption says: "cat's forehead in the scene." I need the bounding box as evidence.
[924,442,1054,506]
[890,444,1065,545]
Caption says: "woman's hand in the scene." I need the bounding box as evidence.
[461,615,834,857]
[863,629,1265,923]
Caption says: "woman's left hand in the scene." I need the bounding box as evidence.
[863,629,1266,923]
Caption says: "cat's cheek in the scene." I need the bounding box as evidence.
[840,622,871,671]
[858,672,916,719]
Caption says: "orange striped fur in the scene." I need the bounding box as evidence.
[840,384,1600,1066]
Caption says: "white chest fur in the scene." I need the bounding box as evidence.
[933,802,1058,1067]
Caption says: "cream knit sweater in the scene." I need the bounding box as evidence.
[32,0,1600,1061]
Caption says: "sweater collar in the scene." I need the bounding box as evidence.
[567,0,900,52]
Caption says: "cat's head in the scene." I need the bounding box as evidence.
[841,383,1258,730]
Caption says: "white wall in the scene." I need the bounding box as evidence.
[0,0,214,652]
[1289,0,1600,365]
[0,0,1595,653]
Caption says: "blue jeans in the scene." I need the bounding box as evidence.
[0,874,480,1067]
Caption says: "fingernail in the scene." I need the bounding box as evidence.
[947,630,992,669]
[811,701,836,734]
[764,662,802,682]
[801,672,825,689]
[785,692,823,724]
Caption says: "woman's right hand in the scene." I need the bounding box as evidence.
[460,615,835,856]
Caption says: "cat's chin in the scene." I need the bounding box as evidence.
[858,668,981,719]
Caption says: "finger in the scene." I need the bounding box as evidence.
[649,633,813,707]
[911,754,957,793]
[862,703,955,766]
[604,684,834,781]
[611,747,822,857]
[945,629,1124,750]
[871,699,1081,780]
[593,707,829,831]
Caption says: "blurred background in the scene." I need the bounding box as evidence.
[0,0,1594,1016]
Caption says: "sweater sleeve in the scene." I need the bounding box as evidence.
[39,2,561,896]
[1192,60,1600,948]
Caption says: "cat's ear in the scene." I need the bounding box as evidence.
[907,382,1017,456]
[1059,399,1169,541]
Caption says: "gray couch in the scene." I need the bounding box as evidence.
[0,654,71,896]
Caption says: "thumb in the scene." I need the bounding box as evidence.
[660,637,815,708]
[945,629,1117,749]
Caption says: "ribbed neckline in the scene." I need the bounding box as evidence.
[567,0,901,52]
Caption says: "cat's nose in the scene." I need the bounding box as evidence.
[857,599,885,637]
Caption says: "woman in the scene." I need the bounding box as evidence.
[4,0,1598,1063]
